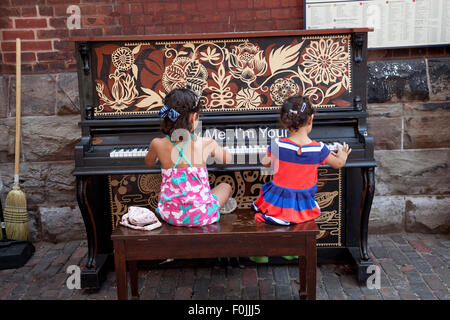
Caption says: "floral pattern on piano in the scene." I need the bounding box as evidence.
[92,34,352,117]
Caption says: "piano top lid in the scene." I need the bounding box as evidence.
[70,28,374,42]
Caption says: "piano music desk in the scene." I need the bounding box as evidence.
[111,209,319,300]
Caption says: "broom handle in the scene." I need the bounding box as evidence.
[14,38,21,184]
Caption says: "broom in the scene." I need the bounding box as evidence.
[3,38,29,241]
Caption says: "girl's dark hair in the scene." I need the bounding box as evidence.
[280,95,315,131]
[160,87,202,137]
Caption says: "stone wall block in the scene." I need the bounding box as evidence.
[4,115,81,162]
[405,196,450,233]
[0,75,8,118]
[367,59,429,103]
[374,149,450,196]
[427,57,450,101]
[8,74,57,117]
[369,195,405,233]
[40,207,87,242]
[56,72,80,115]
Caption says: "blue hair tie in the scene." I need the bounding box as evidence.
[158,105,180,122]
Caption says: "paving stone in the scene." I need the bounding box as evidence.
[275,285,292,300]
[390,234,408,245]
[388,248,411,266]
[258,279,275,299]
[208,286,225,300]
[256,265,273,280]
[409,282,437,300]
[370,246,390,259]
[242,286,259,300]
[241,267,258,287]
[174,286,193,300]
[272,266,289,284]
[422,274,449,292]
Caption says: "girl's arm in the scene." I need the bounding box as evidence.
[145,139,159,167]
[325,142,351,169]
[207,138,232,164]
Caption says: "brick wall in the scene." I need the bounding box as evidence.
[0,0,304,74]
[1,0,449,74]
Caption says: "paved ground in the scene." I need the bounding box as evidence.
[0,233,448,300]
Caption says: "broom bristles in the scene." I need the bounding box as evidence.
[3,184,28,241]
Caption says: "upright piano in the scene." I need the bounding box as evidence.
[72,28,375,289]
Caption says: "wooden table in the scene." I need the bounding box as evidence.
[111,209,319,300]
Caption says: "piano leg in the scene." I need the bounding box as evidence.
[76,176,111,289]
[349,166,375,285]
[360,166,375,261]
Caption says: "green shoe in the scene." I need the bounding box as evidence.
[249,256,269,263]
[281,256,298,260]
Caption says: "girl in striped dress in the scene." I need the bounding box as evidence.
[252,95,352,227]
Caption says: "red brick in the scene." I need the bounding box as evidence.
[11,0,45,5]
[237,10,254,21]
[116,3,130,15]
[49,17,67,28]
[4,52,36,63]
[408,240,432,254]
[119,16,130,26]
[3,30,35,40]
[37,51,72,61]
[230,0,249,9]
[37,29,69,39]
[2,40,52,52]
[144,25,168,35]
[143,3,165,14]
[102,26,122,36]
[15,18,48,29]
[129,15,153,26]
[271,8,292,19]
[21,7,37,17]
[38,6,54,16]
[264,0,281,8]
[98,5,114,16]
[53,39,74,51]
[195,0,215,12]
[47,0,81,4]
[0,64,16,74]
[129,3,143,14]
[83,16,114,27]
[3,8,20,16]
[181,1,197,12]
[255,9,271,20]
[0,18,13,29]
[122,25,145,35]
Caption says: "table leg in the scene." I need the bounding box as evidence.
[306,236,317,300]
[114,240,127,300]
[299,256,307,300]
[129,260,139,300]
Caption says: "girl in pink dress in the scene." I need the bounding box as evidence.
[145,88,232,227]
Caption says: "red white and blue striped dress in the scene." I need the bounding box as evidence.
[252,138,330,225]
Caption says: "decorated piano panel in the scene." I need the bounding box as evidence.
[90,33,355,118]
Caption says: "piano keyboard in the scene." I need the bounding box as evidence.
[109,147,149,158]
[108,142,344,159]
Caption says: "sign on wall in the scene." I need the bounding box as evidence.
[305,0,450,48]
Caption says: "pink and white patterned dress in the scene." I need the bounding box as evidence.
[155,134,220,227]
